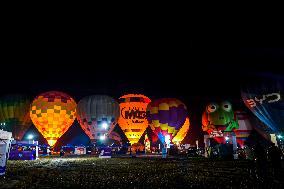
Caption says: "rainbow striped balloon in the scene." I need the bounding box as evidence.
[147,98,187,144]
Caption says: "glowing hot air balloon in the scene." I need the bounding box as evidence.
[76,95,120,143]
[202,101,239,135]
[202,101,239,144]
[241,74,284,133]
[241,74,284,147]
[147,98,187,145]
[30,91,77,146]
[234,110,254,148]
[172,117,190,144]
[118,94,151,145]
[0,95,32,140]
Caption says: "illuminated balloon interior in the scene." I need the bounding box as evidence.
[30,91,77,146]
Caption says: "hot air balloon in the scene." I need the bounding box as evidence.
[202,101,239,133]
[234,110,253,148]
[0,95,32,140]
[30,91,77,146]
[202,101,239,143]
[76,95,120,143]
[118,94,151,145]
[108,131,122,144]
[241,74,284,133]
[147,98,187,145]
[172,117,190,145]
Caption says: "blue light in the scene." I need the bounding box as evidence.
[100,135,106,140]
[27,134,34,140]
[102,122,108,130]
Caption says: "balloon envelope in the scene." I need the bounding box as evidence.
[202,101,240,144]
[147,98,187,144]
[202,101,239,134]
[0,95,32,140]
[30,91,77,146]
[118,94,151,145]
[241,75,284,133]
[234,110,253,147]
[76,95,120,141]
[172,117,190,144]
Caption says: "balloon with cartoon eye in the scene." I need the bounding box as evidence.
[202,101,239,135]
[207,103,218,113]
[221,101,232,112]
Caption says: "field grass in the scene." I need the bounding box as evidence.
[0,156,283,188]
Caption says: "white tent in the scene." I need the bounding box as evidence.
[0,129,12,176]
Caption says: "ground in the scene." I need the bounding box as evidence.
[0,156,283,188]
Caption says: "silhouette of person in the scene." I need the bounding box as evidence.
[60,149,65,157]
[244,145,253,160]
[254,142,267,179]
[267,143,283,178]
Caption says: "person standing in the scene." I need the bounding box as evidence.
[60,149,65,157]
[267,143,283,178]
[244,145,254,160]
[254,142,267,179]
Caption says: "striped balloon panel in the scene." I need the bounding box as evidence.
[77,95,120,140]
[0,95,32,140]
[147,98,187,143]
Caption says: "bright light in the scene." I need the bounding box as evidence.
[277,135,283,139]
[165,135,170,142]
[225,136,229,141]
[27,134,34,140]
[47,139,57,146]
[102,122,108,130]
[165,135,171,148]
[100,135,106,140]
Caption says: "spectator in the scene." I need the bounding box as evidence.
[238,148,246,160]
[267,143,283,178]
[60,149,65,157]
[254,142,267,179]
[243,145,254,160]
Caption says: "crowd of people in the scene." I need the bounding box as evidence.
[254,142,283,179]
[206,141,283,180]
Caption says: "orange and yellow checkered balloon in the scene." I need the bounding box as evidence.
[30,91,77,146]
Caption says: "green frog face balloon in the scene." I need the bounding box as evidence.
[202,101,239,134]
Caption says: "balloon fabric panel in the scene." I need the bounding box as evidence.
[30,91,77,146]
[202,101,239,134]
[172,117,190,144]
[118,94,151,145]
[147,98,187,144]
[241,76,284,133]
[0,95,32,140]
[76,95,120,140]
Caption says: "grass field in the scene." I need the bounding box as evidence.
[0,156,283,188]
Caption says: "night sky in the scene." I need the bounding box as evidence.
[2,38,283,147]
